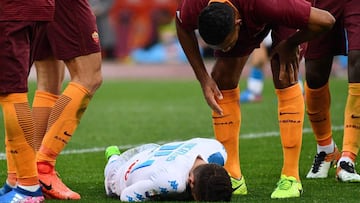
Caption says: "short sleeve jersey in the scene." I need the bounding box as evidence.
[0,0,55,21]
[117,138,227,202]
[177,0,311,56]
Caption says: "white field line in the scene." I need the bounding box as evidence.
[0,125,344,160]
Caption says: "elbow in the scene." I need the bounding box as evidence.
[309,8,336,34]
[321,11,335,32]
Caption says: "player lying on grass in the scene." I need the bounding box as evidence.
[104,138,233,202]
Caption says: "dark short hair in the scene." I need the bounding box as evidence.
[192,164,233,202]
[198,2,235,45]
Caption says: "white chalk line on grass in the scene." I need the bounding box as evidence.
[0,125,344,160]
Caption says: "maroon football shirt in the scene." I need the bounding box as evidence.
[0,0,55,21]
[177,0,311,56]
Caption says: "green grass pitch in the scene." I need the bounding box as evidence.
[1,77,360,202]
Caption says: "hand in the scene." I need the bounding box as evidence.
[200,77,223,115]
[270,40,300,85]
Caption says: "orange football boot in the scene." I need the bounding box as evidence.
[37,162,81,200]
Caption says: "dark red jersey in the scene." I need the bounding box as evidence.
[177,0,310,31]
[305,0,360,59]
[0,0,55,21]
[177,0,311,56]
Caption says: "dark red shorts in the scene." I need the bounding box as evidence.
[345,0,360,51]
[270,26,307,62]
[35,0,101,61]
[305,0,349,59]
[214,26,304,58]
[214,27,271,58]
[0,21,46,94]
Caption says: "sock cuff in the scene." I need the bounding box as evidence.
[33,90,59,107]
[348,83,360,95]
[65,82,91,97]
[0,93,28,103]
[217,86,240,103]
[275,83,302,101]
[305,82,329,97]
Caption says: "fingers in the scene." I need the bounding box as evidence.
[211,87,223,115]
[288,64,295,84]
[291,47,300,84]
[290,58,300,84]
[214,86,223,100]
[279,63,286,81]
[209,99,223,116]
[293,59,299,84]
[280,61,300,85]
[203,85,223,116]
[205,95,223,115]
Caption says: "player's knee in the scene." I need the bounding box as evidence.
[348,51,360,82]
[349,52,360,69]
[92,72,103,91]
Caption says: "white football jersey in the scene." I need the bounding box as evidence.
[105,138,227,202]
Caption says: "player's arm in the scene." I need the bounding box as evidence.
[176,18,224,115]
[120,180,159,202]
[271,7,335,84]
[286,7,335,49]
[120,177,186,202]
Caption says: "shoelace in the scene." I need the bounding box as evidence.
[231,177,242,187]
[339,161,355,173]
[276,178,293,190]
[311,151,326,173]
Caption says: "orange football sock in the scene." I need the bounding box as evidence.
[32,90,59,151]
[276,84,304,181]
[5,137,17,186]
[343,83,360,156]
[305,83,332,146]
[212,87,241,179]
[0,93,39,186]
[37,82,91,166]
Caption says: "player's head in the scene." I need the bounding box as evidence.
[190,163,232,202]
[198,0,241,52]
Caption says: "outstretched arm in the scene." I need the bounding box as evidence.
[120,180,158,202]
[176,19,224,115]
[288,7,335,46]
[271,7,335,85]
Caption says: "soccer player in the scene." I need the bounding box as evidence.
[0,60,66,197]
[305,0,360,182]
[104,138,233,202]
[0,1,54,202]
[176,0,335,198]
[33,0,102,200]
[0,0,102,200]
[32,59,66,152]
